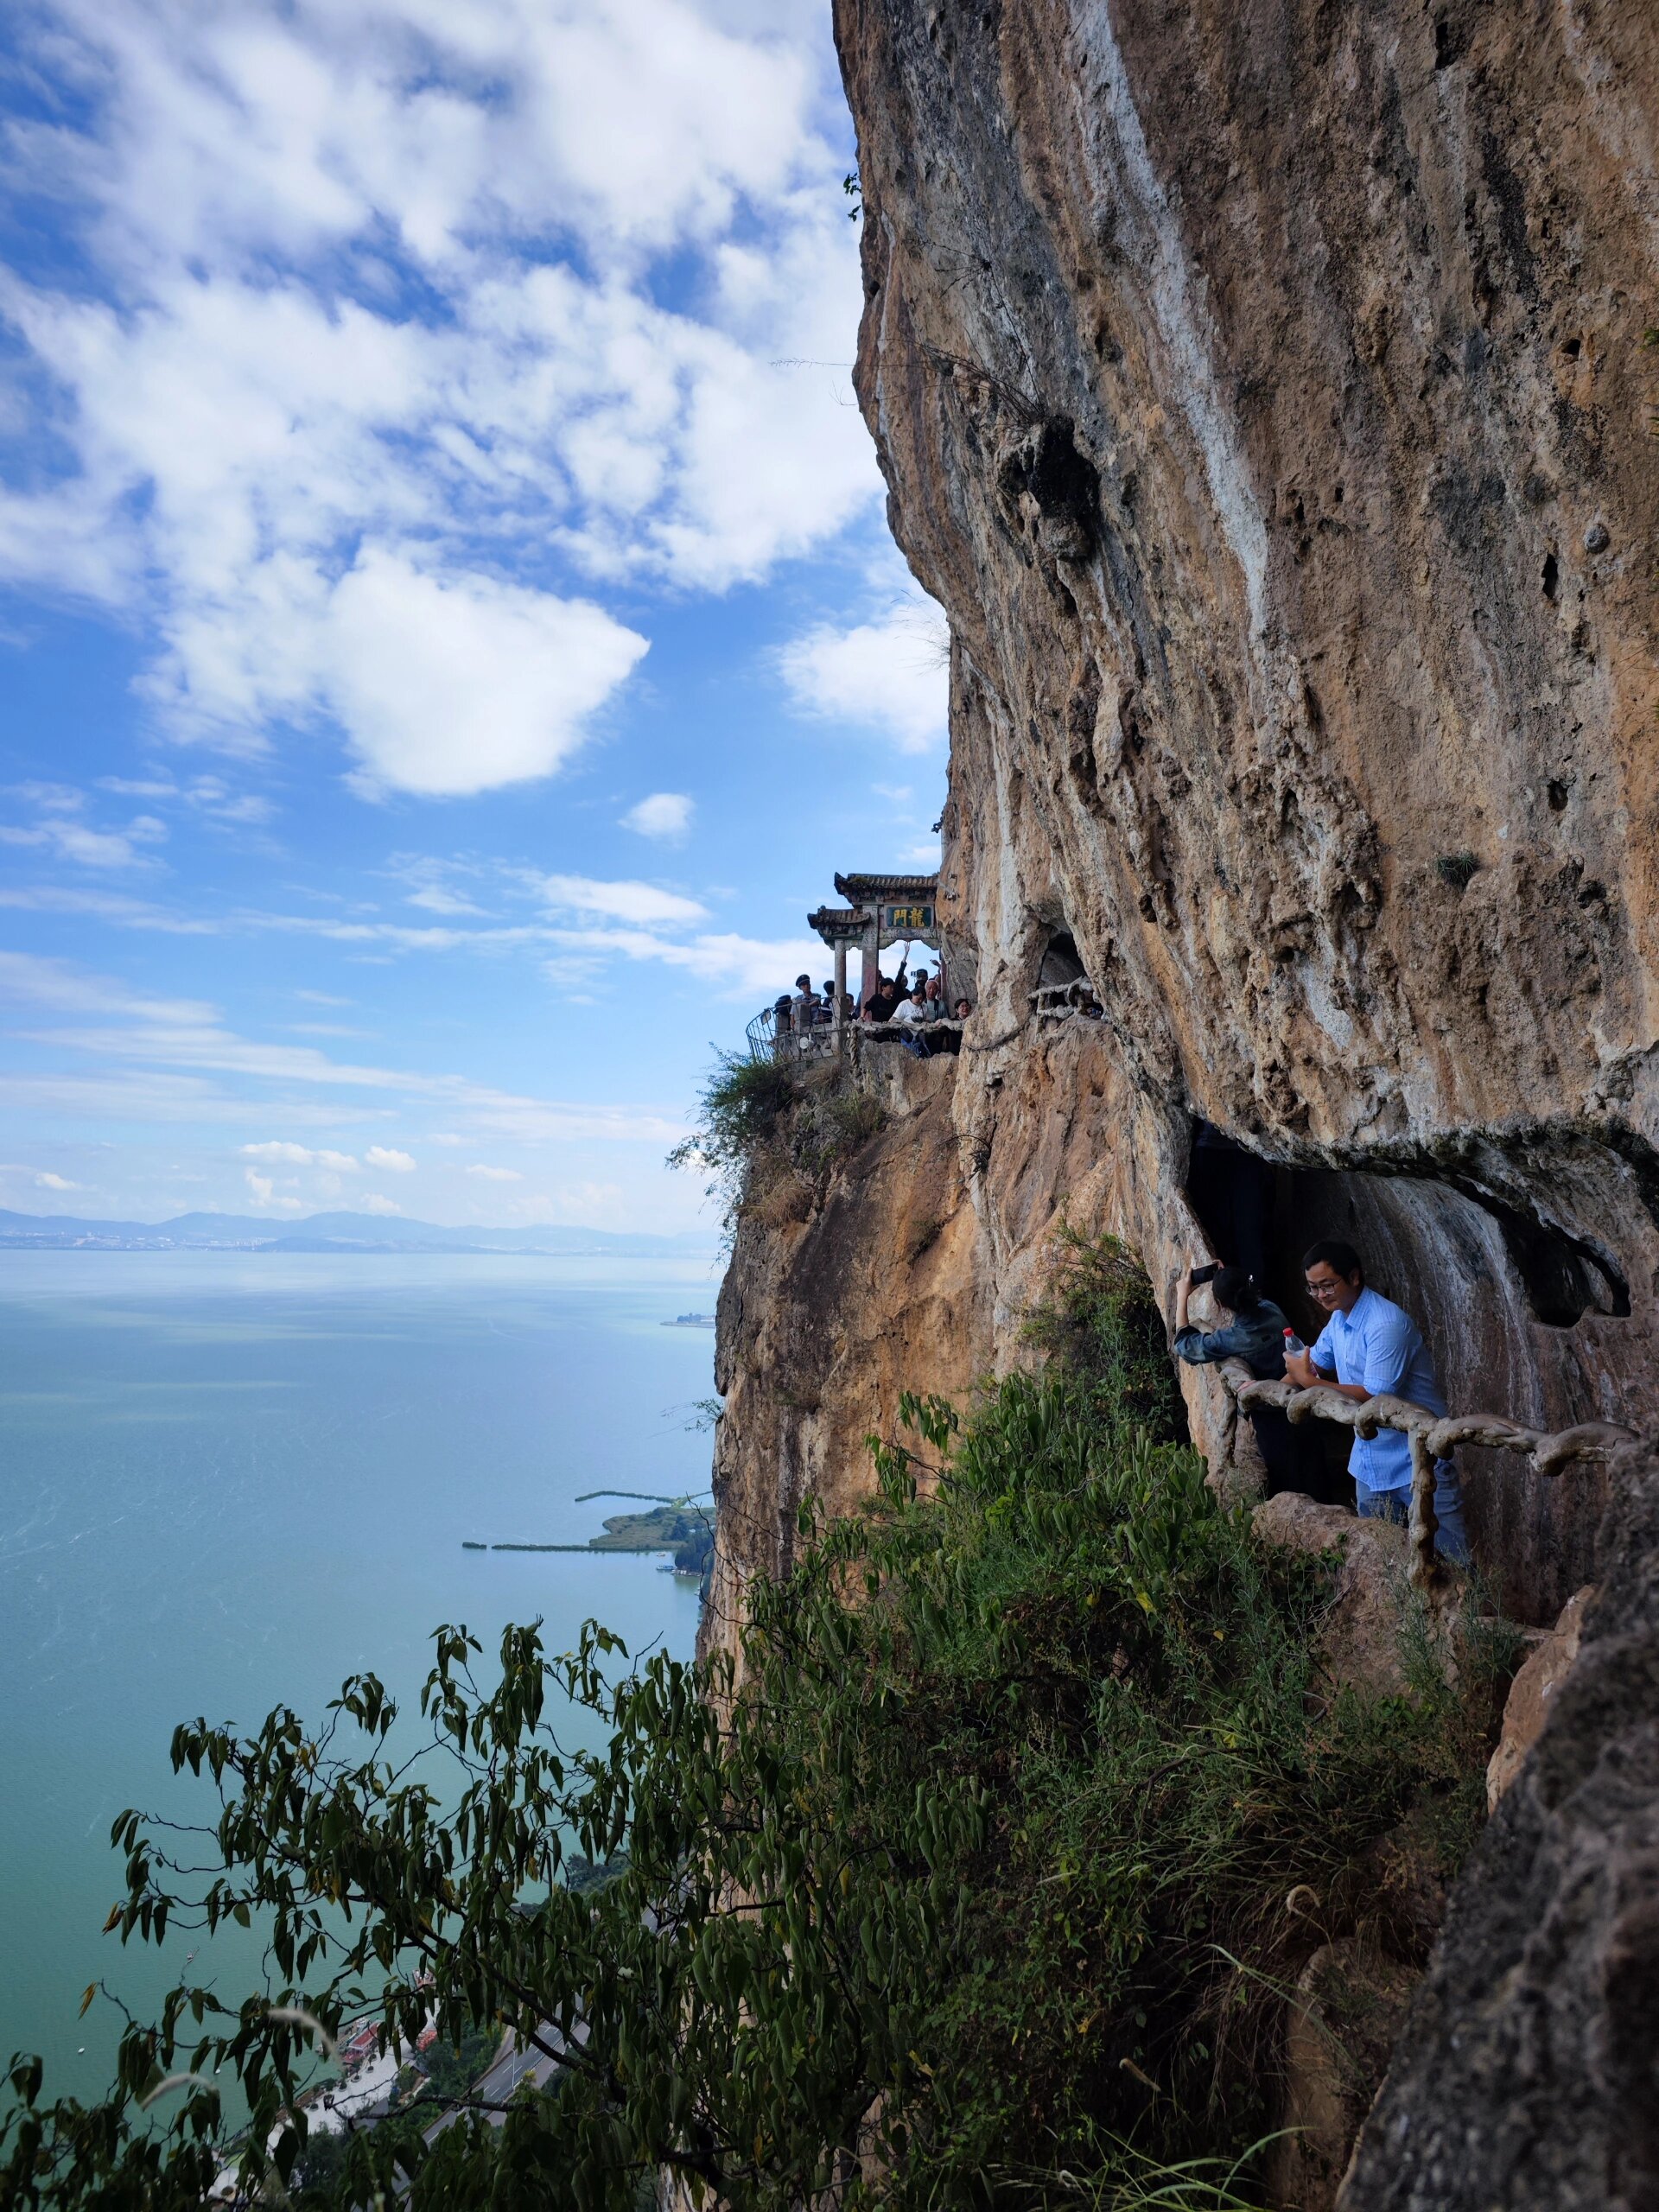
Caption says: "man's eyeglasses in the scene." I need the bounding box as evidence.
[1305,1278,1344,1301]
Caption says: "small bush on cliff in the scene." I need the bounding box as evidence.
[3,1252,1505,2212]
[667,1048,797,1209]
[669,1047,887,1228]
[1021,1222,1188,1439]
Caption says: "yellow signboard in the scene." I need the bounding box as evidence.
[887,903,934,930]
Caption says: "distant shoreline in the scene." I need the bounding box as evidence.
[464,1501,715,1573]
[0,1206,718,1262]
[0,1240,718,1258]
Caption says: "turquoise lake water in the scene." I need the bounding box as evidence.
[0,1250,718,2105]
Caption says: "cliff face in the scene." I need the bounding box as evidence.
[707,1054,984,1641]
[1339,1440,1659,2212]
[779,0,1655,1621]
[716,2,1659,1626]
[702,5,1659,2196]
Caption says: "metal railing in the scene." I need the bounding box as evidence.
[746,1004,842,1065]
[1218,1358,1638,1592]
[747,1004,970,1065]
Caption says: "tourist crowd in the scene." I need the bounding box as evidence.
[771,964,972,1058]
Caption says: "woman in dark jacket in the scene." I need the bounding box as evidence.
[1172,1264,1318,1498]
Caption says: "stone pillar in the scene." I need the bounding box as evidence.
[833,938,848,1052]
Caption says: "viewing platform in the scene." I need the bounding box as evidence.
[748,870,1113,1068]
[748,868,967,1066]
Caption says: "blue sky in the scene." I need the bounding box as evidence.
[0,0,946,1235]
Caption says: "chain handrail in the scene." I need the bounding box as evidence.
[1029,980,1103,1020]
[856,1017,963,1042]
[1217,1359,1638,1591]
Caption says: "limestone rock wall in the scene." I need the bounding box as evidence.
[1338,1439,1659,2212]
[812,0,1658,1623]
[713,0,1659,1630]
[704,1053,986,1661]
[699,5,1659,2196]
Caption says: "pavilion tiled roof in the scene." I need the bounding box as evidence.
[806,905,868,940]
[833,872,939,902]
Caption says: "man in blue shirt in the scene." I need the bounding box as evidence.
[1281,1239,1471,1563]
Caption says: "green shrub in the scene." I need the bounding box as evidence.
[788,1081,888,1179]
[1020,1223,1188,1440]
[3,1249,1510,2212]
[669,1048,887,1228]
[1434,850,1481,890]
[667,1049,798,1220]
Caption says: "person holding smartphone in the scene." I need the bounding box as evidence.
[1172,1263,1307,1494]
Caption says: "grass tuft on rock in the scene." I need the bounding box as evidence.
[669,1046,887,1230]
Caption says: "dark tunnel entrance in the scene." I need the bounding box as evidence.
[1183,1121,1639,1615]
[1037,928,1086,988]
[1185,1122,1630,1344]
[1184,1123,1351,1504]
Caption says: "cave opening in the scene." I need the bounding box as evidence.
[1037,928,1086,988]
[1183,1124,1350,1502]
[1184,1123,1644,1618]
[1185,1122,1628,1339]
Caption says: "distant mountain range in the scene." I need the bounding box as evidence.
[0,1207,716,1258]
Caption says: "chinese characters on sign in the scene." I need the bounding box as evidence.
[885,904,935,931]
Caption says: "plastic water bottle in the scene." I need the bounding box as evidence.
[1283,1327,1306,1357]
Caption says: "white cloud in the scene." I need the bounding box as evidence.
[360,1192,404,1216]
[241,1141,359,1169]
[524,1178,630,1228]
[537,874,708,927]
[0,886,220,931]
[621,792,694,842]
[0,947,217,1025]
[779,595,950,753]
[35,1170,80,1191]
[243,1168,305,1212]
[544,926,826,999]
[0,799,168,869]
[465,1163,522,1181]
[323,554,650,798]
[2,952,691,1150]
[405,891,482,915]
[394,858,489,918]
[99,772,274,826]
[0,0,882,797]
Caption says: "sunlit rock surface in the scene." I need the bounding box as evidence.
[721,0,1659,1626]
[704,4,1659,2198]
[1338,1439,1659,2211]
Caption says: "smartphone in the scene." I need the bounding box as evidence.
[1190,1262,1220,1287]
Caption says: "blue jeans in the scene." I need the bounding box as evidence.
[1356,1459,1471,1566]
